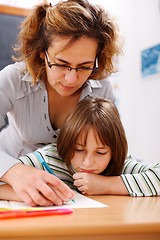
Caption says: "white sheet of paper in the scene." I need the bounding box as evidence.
[0,191,107,210]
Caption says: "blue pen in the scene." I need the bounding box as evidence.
[34,151,75,203]
[34,151,56,176]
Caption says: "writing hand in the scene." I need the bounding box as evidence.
[1,164,75,207]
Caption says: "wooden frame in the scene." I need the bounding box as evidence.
[0,4,29,70]
[0,5,30,16]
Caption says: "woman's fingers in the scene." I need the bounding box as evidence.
[19,191,53,207]
[2,164,74,206]
[26,182,63,207]
[43,173,75,202]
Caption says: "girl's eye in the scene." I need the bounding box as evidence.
[75,148,84,152]
[96,151,108,155]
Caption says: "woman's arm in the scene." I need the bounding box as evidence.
[1,145,75,207]
[1,163,75,206]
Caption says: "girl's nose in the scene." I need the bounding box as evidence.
[82,155,95,168]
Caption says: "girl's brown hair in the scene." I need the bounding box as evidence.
[57,97,128,176]
[15,0,121,83]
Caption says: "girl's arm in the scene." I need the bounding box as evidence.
[0,184,21,201]
[121,156,160,197]
[73,173,129,195]
[73,156,160,197]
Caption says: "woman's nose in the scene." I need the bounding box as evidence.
[64,69,78,84]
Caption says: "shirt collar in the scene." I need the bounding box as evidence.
[21,69,45,90]
[80,79,102,100]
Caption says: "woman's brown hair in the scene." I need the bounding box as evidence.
[14,0,122,84]
[57,97,128,176]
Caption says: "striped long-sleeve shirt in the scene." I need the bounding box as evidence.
[18,144,160,197]
[121,156,160,196]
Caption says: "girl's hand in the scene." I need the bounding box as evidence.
[73,172,129,195]
[1,163,75,207]
[73,172,106,195]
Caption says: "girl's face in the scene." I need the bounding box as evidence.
[71,128,112,174]
[45,36,98,96]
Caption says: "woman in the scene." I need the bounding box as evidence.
[0,0,120,206]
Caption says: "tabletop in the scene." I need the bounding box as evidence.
[0,195,159,240]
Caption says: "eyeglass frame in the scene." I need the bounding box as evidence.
[44,50,98,74]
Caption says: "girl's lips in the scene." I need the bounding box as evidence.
[79,169,94,173]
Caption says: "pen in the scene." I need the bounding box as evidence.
[0,208,73,219]
[34,151,57,176]
[34,151,75,203]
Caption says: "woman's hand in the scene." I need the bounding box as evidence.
[1,163,75,207]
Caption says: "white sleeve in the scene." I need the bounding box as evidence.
[0,151,21,177]
[0,64,23,177]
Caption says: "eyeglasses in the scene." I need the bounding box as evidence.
[44,51,98,75]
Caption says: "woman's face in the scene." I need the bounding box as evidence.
[45,36,98,96]
[70,128,112,174]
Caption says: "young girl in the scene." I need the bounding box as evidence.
[0,98,159,204]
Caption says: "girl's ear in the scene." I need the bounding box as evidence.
[40,52,45,59]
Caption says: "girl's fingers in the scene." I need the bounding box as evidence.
[73,178,84,187]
